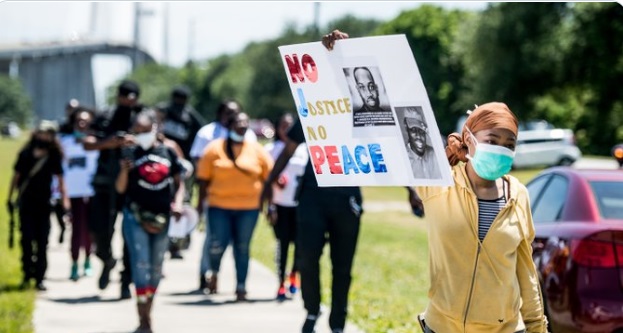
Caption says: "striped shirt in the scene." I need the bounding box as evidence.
[477,196,506,242]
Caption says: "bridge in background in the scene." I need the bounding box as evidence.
[0,41,154,122]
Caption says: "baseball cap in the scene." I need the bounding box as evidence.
[37,119,59,133]
[172,85,191,99]
[403,107,427,130]
[118,80,140,99]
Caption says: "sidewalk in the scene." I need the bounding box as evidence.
[34,219,364,333]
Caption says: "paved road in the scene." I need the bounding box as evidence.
[34,219,363,333]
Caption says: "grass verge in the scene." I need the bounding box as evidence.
[251,210,430,333]
[0,137,35,333]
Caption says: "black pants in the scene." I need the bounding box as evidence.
[297,188,361,330]
[19,204,51,283]
[51,200,66,242]
[273,205,299,283]
[89,188,131,285]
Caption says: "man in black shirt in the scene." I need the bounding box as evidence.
[8,121,68,291]
[156,85,205,259]
[83,80,141,299]
[261,119,362,333]
[157,85,205,160]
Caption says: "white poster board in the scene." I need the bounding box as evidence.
[279,35,453,187]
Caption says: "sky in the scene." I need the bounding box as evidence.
[0,1,488,107]
[0,1,488,65]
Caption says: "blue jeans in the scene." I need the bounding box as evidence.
[122,208,168,297]
[199,208,211,276]
[208,207,259,291]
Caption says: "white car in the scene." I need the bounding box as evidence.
[456,117,582,169]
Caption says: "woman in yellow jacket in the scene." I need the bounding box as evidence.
[323,30,548,332]
[412,102,548,333]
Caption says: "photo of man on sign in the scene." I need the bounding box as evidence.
[396,106,441,179]
[343,66,395,127]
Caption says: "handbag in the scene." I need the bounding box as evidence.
[129,202,168,234]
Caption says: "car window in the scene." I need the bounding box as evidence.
[590,181,623,220]
[526,175,551,209]
[532,175,569,222]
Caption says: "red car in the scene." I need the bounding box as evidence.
[526,167,623,333]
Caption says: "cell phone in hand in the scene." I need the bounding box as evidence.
[120,146,134,161]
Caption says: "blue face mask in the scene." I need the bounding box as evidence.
[73,130,86,140]
[466,128,515,181]
[229,130,245,143]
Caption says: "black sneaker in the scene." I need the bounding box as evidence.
[35,282,47,291]
[98,258,116,290]
[170,250,184,260]
[120,283,131,300]
[198,275,207,291]
[302,313,319,333]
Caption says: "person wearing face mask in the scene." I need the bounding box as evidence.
[83,80,142,299]
[189,100,257,292]
[155,86,205,260]
[116,110,185,333]
[50,99,83,245]
[7,121,69,291]
[263,113,307,301]
[59,109,99,281]
[408,102,548,333]
[195,111,273,301]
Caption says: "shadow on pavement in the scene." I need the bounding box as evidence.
[163,289,206,296]
[171,297,277,306]
[49,295,124,304]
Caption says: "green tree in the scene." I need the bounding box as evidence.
[560,2,623,154]
[197,16,381,123]
[0,74,32,127]
[110,62,208,115]
[376,5,473,134]
[458,3,569,120]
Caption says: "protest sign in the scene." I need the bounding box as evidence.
[279,35,453,187]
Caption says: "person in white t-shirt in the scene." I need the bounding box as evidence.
[264,113,308,300]
[189,100,257,291]
[60,109,100,281]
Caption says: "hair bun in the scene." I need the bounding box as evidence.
[445,132,468,166]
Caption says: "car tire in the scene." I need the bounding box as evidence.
[557,157,575,166]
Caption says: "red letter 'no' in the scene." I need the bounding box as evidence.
[285,54,318,84]
[285,54,305,83]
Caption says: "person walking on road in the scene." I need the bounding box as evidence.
[409,101,548,333]
[60,108,99,281]
[196,111,273,301]
[264,113,307,301]
[83,80,142,299]
[116,110,185,333]
[7,121,70,291]
[156,85,205,260]
[189,100,257,291]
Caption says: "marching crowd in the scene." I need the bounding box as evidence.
[6,30,548,333]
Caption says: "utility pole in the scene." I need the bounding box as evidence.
[132,3,154,69]
[188,18,195,63]
[89,3,98,39]
[313,2,321,39]
[162,2,170,65]
[132,2,140,68]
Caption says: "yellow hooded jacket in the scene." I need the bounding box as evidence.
[416,164,548,333]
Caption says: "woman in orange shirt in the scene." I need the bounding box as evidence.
[196,111,273,301]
